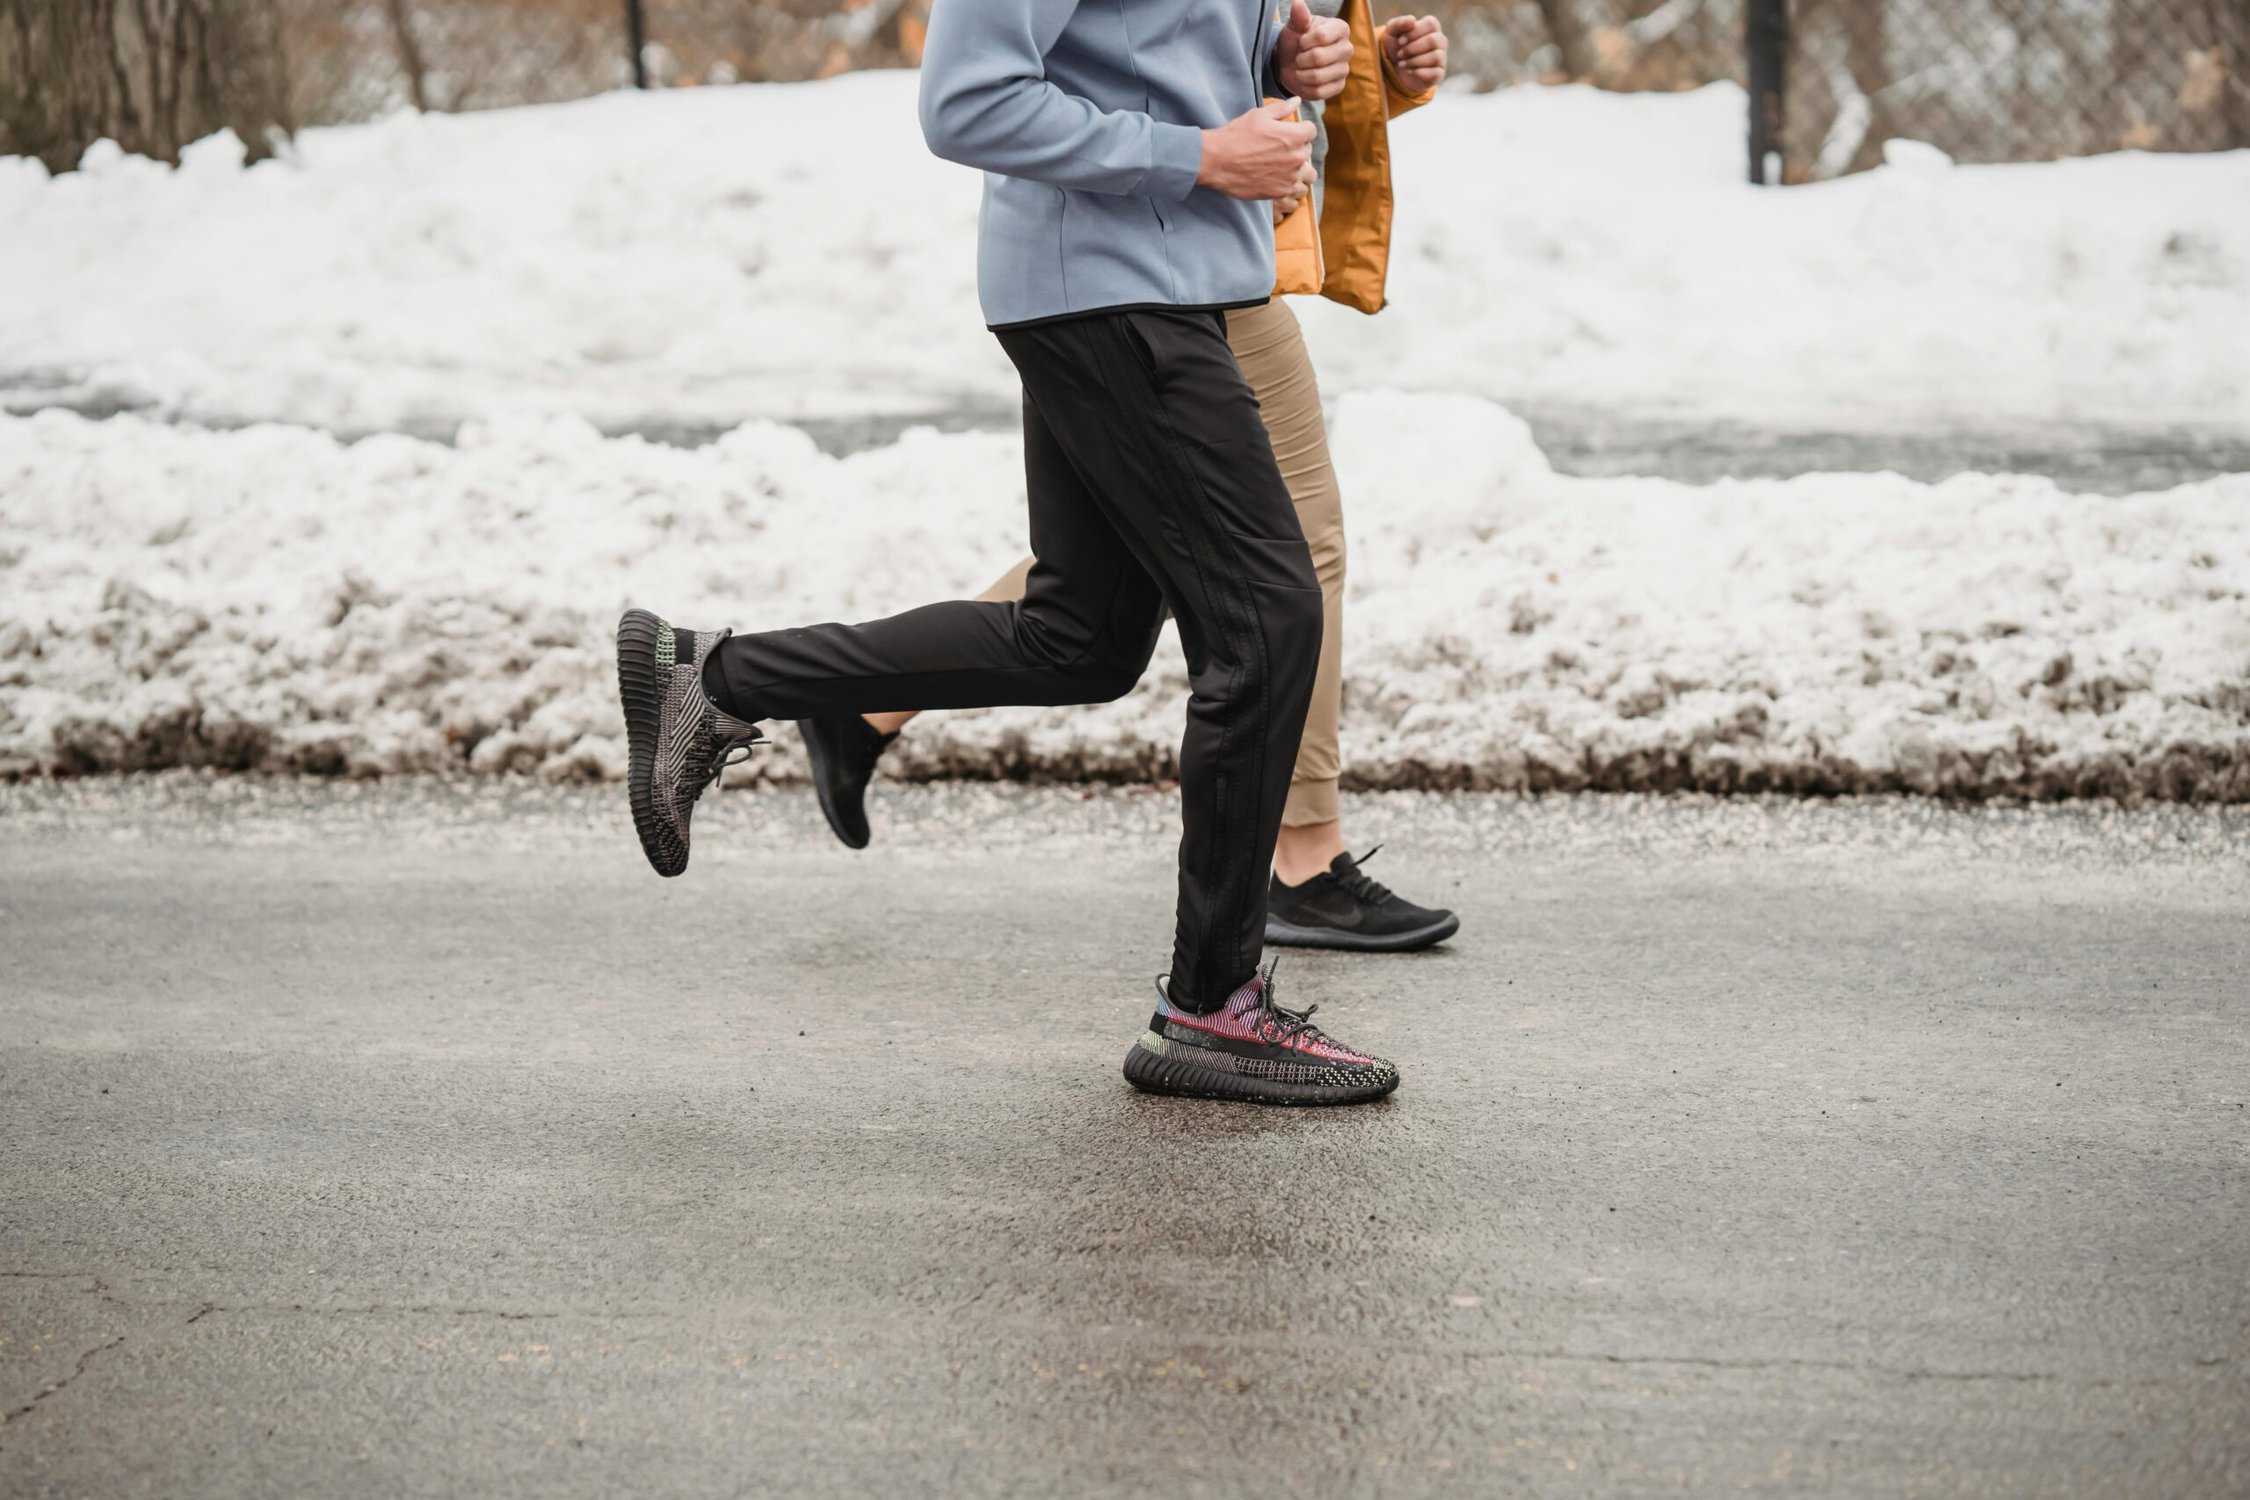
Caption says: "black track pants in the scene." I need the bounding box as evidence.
[702,308,1322,1009]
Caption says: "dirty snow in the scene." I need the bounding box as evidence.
[3,74,2247,436]
[5,75,2246,799]
[5,398,2244,798]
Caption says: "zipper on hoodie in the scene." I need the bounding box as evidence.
[1250,0,1274,100]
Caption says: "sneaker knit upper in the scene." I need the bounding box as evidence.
[1156,972,1382,1068]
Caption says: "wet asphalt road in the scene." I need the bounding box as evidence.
[2,779,2246,1497]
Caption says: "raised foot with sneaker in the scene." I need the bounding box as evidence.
[800,713,896,850]
[615,607,765,877]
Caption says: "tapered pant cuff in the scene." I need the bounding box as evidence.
[1282,777,1340,828]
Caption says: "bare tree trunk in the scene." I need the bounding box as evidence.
[98,0,141,146]
[132,0,162,148]
[2218,0,2250,149]
[0,0,291,170]
[1533,0,1597,79]
[1839,0,1892,174]
[165,0,192,151]
[382,0,427,112]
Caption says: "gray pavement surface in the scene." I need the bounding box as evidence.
[2,777,2246,1497]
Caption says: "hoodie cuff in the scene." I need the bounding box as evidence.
[1147,121,1206,202]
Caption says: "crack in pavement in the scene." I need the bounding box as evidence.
[4,1278,681,1327]
[1492,1347,2183,1385]
[1,1336,125,1427]
[0,1271,137,1315]
[4,1272,672,1327]
[181,1303,667,1323]
[5,1272,2229,1391]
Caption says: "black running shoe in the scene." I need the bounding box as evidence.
[615,608,764,877]
[1264,846,1460,952]
[1123,966,1400,1106]
[800,714,895,850]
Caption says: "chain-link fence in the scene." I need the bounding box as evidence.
[1421,0,1742,91]
[278,0,620,123]
[272,1,1746,125]
[9,1,2245,176]
[284,0,2241,174]
[277,0,931,126]
[1777,0,2250,179]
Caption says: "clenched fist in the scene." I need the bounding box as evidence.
[1275,0,1352,103]
[1199,98,1317,200]
[1272,156,1318,224]
[1381,14,1448,93]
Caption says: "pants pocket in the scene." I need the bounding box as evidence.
[1229,533,1322,595]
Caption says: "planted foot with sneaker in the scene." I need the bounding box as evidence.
[1266,846,1459,953]
[1124,966,1399,1106]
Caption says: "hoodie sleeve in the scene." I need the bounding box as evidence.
[918,0,1206,200]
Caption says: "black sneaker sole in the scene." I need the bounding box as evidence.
[616,608,687,878]
[1264,911,1460,953]
[1121,1037,1399,1106]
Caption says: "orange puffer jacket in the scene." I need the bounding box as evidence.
[1271,0,1436,313]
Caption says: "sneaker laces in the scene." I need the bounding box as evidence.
[685,627,763,802]
[692,728,764,800]
[1247,959,1326,1047]
[1334,844,1395,906]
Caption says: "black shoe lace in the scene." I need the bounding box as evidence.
[1249,959,1326,1046]
[1335,844,1395,906]
[691,726,765,802]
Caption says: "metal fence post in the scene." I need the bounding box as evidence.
[625,0,649,88]
[1746,0,1786,183]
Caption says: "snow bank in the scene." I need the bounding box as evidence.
[5,398,2244,799]
[4,75,2247,435]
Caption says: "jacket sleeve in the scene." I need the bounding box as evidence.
[918,0,1206,200]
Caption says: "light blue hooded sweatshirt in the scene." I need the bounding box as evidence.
[917,0,1289,328]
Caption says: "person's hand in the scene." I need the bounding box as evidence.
[1275,0,1353,103]
[1381,14,1448,93]
[1272,156,1318,223]
[1198,99,1315,201]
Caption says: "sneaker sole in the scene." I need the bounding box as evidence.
[1121,1037,1399,1106]
[1263,911,1461,953]
[616,608,688,878]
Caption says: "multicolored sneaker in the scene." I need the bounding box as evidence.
[1123,967,1400,1106]
[615,607,764,877]
[800,714,896,851]
[1265,846,1460,953]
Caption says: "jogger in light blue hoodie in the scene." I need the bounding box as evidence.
[619,0,1409,1106]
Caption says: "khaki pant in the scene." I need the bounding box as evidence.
[977,299,1345,826]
